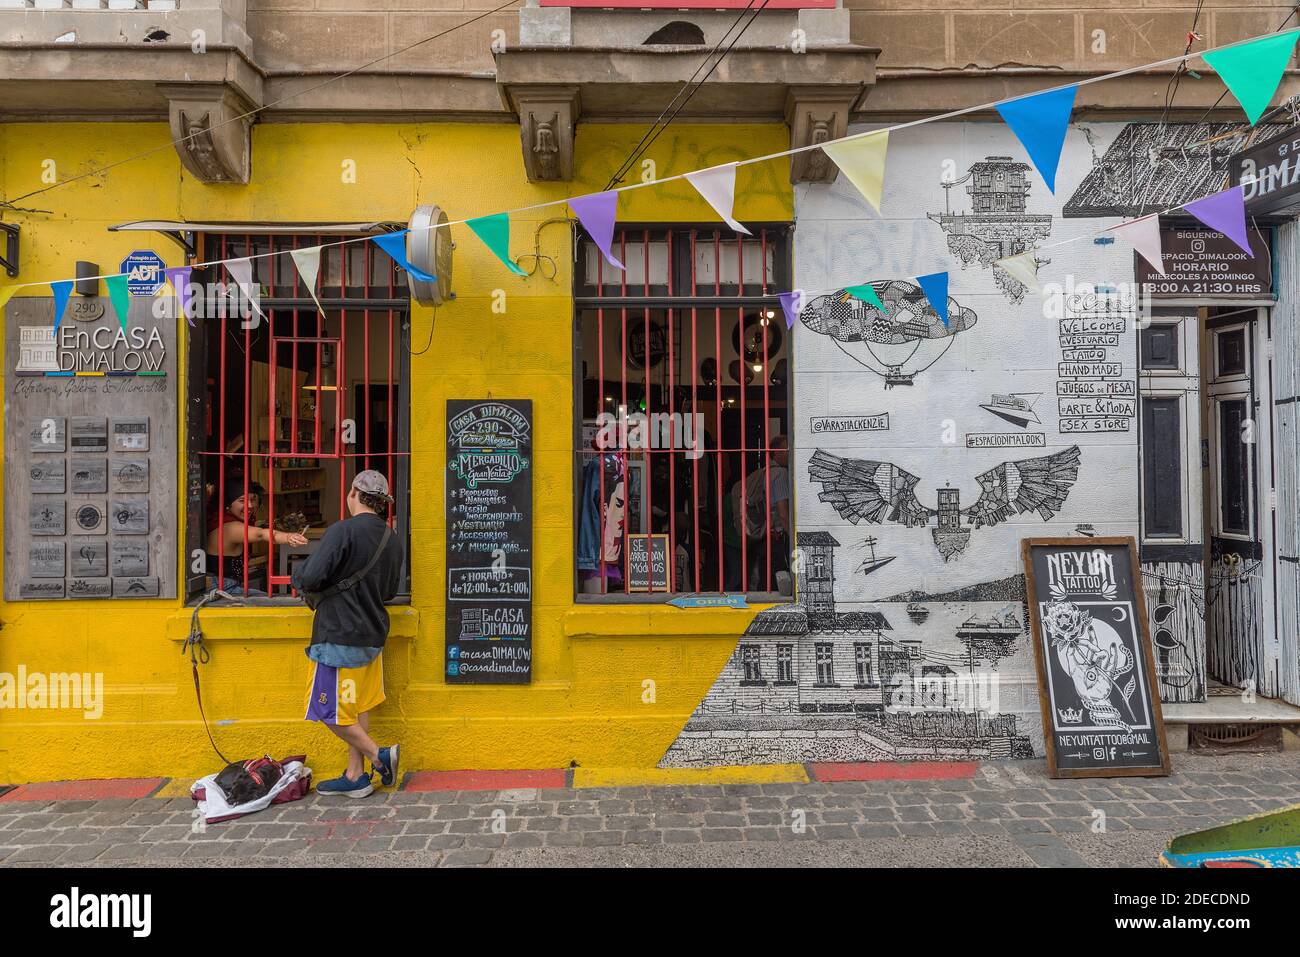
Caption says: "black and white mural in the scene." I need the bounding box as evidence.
[664,120,1145,766]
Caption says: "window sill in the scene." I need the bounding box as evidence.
[562,603,771,639]
[165,605,420,643]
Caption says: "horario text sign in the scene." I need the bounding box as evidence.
[1022,537,1170,778]
[445,399,533,684]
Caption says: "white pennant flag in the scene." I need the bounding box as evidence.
[685,164,751,235]
[995,251,1041,292]
[289,246,327,314]
[225,257,268,328]
[1108,214,1166,276]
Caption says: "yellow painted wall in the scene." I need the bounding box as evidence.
[0,120,793,783]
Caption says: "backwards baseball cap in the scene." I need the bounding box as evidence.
[352,469,393,500]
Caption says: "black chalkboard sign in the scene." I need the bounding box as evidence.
[1022,537,1170,778]
[445,400,532,684]
[626,533,670,592]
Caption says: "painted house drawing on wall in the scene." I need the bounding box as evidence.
[928,156,1053,303]
[661,531,1035,767]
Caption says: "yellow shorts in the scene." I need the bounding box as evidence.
[304,655,385,727]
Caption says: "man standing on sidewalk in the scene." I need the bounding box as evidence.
[294,470,405,798]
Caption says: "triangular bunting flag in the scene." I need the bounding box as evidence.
[685,164,751,235]
[778,291,806,329]
[569,192,625,270]
[104,274,130,332]
[466,213,527,276]
[1184,185,1252,256]
[822,131,889,214]
[995,85,1078,193]
[288,247,328,313]
[51,279,73,331]
[224,258,269,327]
[371,231,438,283]
[0,284,18,313]
[1108,215,1167,275]
[164,265,194,328]
[843,283,886,312]
[1203,29,1300,125]
[995,251,1042,290]
[916,271,950,327]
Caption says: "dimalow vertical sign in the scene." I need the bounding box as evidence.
[445,399,533,684]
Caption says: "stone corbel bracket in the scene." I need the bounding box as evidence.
[159,83,256,185]
[785,86,860,185]
[504,85,581,183]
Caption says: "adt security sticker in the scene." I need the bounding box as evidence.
[120,250,166,297]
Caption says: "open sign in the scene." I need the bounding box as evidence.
[119,250,166,297]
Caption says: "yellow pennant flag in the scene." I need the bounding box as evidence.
[823,130,889,214]
[995,251,1041,292]
[0,284,19,313]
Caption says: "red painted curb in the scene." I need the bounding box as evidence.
[0,778,166,802]
[808,761,979,782]
[403,769,568,792]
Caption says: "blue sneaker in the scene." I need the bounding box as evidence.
[316,771,374,799]
[375,744,400,788]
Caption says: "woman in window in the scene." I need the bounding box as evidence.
[206,473,308,595]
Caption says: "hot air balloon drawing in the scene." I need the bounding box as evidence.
[798,280,977,388]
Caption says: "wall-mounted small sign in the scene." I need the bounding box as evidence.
[627,533,671,592]
[29,459,65,494]
[69,416,108,453]
[111,540,149,577]
[30,501,65,536]
[120,250,166,298]
[113,575,159,597]
[109,499,149,535]
[67,577,112,599]
[70,540,108,578]
[111,458,149,493]
[28,417,65,453]
[28,541,65,578]
[72,501,106,535]
[69,457,107,494]
[112,417,150,451]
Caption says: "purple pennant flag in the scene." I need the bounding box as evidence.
[165,266,194,327]
[1183,185,1252,256]
[569,192,625,271]
[778,291,805,330]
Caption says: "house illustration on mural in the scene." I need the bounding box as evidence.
[661,531,1035,767]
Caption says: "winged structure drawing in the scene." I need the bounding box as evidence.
[808,446,1082,561]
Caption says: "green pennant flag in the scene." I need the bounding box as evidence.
[104,273,131,331]
[844,283,886,312]
[1203,29,1300,125]
[467,212,526,276]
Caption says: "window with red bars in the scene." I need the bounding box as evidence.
[184,232,412,603]
[575,225,794,600]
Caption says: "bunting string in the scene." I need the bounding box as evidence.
[1,27,1293,299]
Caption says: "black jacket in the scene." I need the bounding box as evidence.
[292,512,404,648]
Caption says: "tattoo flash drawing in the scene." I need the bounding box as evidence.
[1042,599,1138,732]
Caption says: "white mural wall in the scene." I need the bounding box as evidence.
[663,120,1144,766]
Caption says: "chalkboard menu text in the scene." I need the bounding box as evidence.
[445,400,533,684]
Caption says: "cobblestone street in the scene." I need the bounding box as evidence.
[2,752,1296,868]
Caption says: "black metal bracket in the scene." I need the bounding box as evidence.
[163,229,198,260]
[0,223,18,278]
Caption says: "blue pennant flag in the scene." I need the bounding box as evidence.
[51,279,74,331]
[995,85,1078,194]
[916,271,949,327]
[371,230,437,283]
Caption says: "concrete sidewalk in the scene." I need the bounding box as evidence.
[1,751,1297,868]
